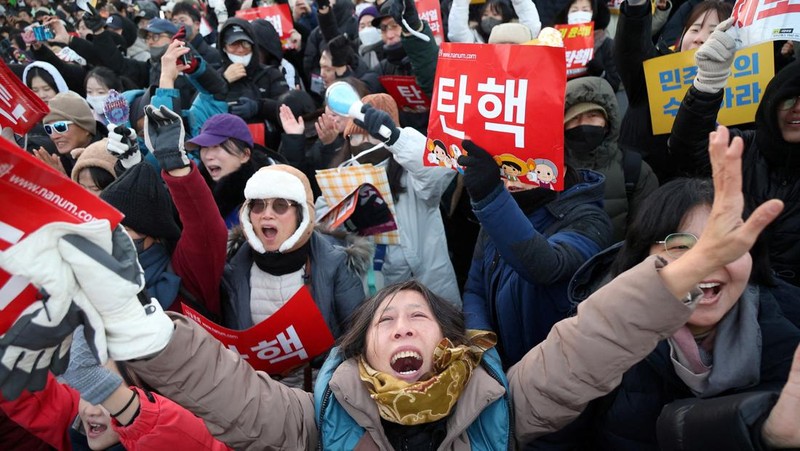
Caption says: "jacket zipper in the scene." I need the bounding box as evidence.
[317,387,333,451]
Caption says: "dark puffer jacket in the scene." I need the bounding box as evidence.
[565,76,659,241]
[669,60,800,286]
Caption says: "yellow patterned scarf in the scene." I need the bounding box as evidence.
[358,330,497,425]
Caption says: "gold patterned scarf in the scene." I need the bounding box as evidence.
[358,330,497,425]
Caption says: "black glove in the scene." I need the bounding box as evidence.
[392,0,422,31]
[457,140,502,202]
[82,12,106,32]
[106,124,142,169]
[143,105,190,171]
[230,97,260,120]
[354,104,401,146]
[317,0,331,9]
[328,34,355,67]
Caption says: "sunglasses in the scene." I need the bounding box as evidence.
[778,96,799,111]
[654,232,698,259]
[249,198,298,215]
[43,120,73,135]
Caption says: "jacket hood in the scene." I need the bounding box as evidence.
[567,241,621,307]
[564,76,621,169]
[333,0,356,26]
[755,60,800,169]
[218,18,260,70]
[252,19,283,65]
[22,61,69,93]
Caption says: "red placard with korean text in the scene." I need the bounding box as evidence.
[181,286,335,375]
[555,22,595,79]
[235,4,295,49]
[426,43,567,191]
[732,0,800,46]
[379,75,430,113]
[415,0,445,45]
[0,61,49,135]
[0,137,123,335]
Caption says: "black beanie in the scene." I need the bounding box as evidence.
[100,163,181,240]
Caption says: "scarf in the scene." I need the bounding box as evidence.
[139,243,181,309]
[251,240,311,276]
[358,330,497,425]
[667,285,762,397]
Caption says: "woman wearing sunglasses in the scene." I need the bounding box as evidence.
[220,164,370,388]
[37,91,105,177]
[670,39,800,288]
[530,177,800,450]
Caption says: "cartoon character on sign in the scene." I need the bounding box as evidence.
[534,158,558,190]
[427,139,463,171]
[494,154,537,190]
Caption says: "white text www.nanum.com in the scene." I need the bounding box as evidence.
[7,173,96,222]
[439,52,478,60]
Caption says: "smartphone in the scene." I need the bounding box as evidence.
[172,25,192,66]
[32,25,55,42]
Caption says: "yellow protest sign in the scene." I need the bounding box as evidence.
[643,41,774,135]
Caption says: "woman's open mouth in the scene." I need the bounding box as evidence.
[86,422,108,438]
[390,350,423,379]
[697,282,722,304]
[261,226,278,240]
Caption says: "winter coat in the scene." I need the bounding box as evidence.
[191,33,223,70]
[565,76,659,241]
[221,229,370,338]
[277,120,339,199]
[302,0,359,82]
[531,245,800,450]
[463,169,613,367]
[669,61,800,286]
[217,19,290,124]
[586,31,621,92]
[614,1,678,182]
[127,255,699,449]
[0,374,230,450]
[448,0,542,42]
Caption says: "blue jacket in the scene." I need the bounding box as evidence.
[463,170,612,367]
[314,346,513,450]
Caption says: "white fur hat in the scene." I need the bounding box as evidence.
[240,165,315,254]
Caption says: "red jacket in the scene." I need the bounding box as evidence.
[0,374,231,450]
[163,163,228,319]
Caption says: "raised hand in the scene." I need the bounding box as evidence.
[143,105,189,172]
[315,112,339,145]
[457,140,502,203]
[32,147,67,176]
[279,104,305,135]
[106,124,142,169]
[353,104,400,145]
[693,17,737,94]
[762,344,800,448]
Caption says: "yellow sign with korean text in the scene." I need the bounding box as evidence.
[643,41,774,135]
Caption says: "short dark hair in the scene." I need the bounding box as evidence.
[171,2,202,24]
[337,280,467,360]
[85,66,123,92]
[86,166,117,192]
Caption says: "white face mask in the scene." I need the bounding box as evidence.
[85,94,108,113]
[227,52,252,66]
[567,11,593,24]
[358,27,382,47]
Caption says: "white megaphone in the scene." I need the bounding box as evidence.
[325,82,392,140]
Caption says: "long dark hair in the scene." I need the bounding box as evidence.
[676,1,733,50]
[337,280,468,360]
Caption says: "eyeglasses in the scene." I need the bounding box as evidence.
[380,22,400,33]
[225,40,252,51]
[778,96,799,111]
[144,33,170,43]
[249,198,298,215]
[43,120,73,135]
[654,232,698,259]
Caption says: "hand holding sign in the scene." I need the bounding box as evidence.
[458,140,502,203]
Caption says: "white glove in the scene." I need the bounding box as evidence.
[58,226,173,361]
[106,124,142,169]
[693,17,737,94]
[0,222,109,400]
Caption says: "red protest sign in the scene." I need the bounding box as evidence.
[732,0,800,46]
[0,137,123,335]
[181,286,335,375]
[379,75,430,113]
[415,0,445,45]
[235,4,295,49]
[426,43,567,191]
[0,61,50,135]
[555,22,595,78]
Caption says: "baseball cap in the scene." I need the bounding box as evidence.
[223,24,254,45]
[145,18,178,35]
[186,114,254,149]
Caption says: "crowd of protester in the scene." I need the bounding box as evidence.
[0,0,799,449]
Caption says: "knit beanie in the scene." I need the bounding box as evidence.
[343,93,400,138]
[44,91,97,136]
[240,165,315,254]
[70,139,117,183]
[100,163,181,240]
[488,23,532,44]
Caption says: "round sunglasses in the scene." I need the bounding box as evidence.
[248,198,298,215]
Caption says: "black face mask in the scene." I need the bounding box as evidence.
[480,17,503,36]
[564,125,606,154]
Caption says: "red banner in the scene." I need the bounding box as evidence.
[555,22,595,79]
[379,75,430,113]
[415,0,445,45]
[234,4,295,49]
[0,61,49,135]
[0,137,123,335]
[181,286,335,375]
[426,43,566,191]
